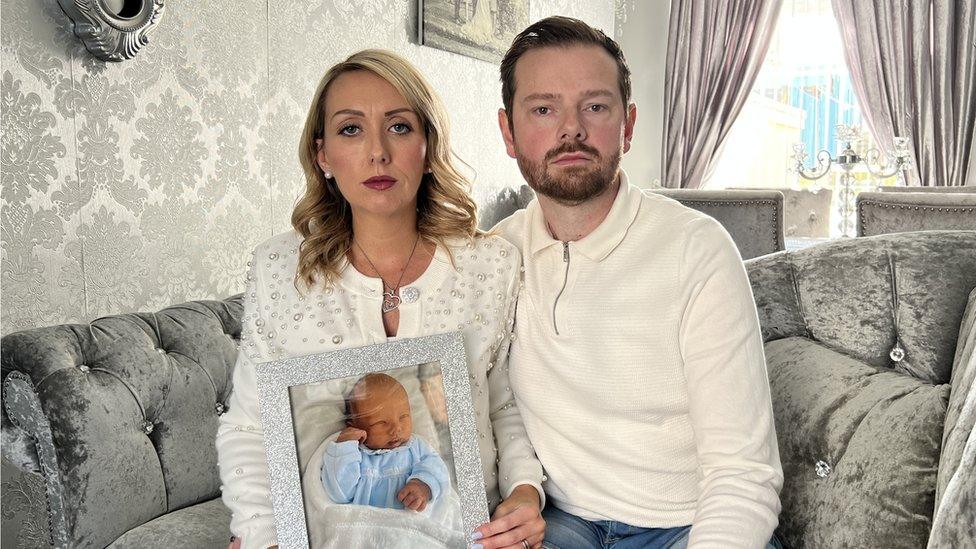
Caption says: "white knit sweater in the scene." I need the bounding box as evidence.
[496,173,783,548]
[216,232,543,549]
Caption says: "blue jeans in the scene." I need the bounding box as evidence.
[542,505,783,549]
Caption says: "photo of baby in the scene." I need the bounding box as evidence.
[288,363,466,548]
[320,373,450,512]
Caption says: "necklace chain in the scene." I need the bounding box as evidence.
[354,234,421,313]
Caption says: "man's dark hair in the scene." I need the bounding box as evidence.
[500,16,631,126]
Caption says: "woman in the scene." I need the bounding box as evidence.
[217,49,545,549]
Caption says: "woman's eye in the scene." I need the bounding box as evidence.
[339,125,360,136]
[390,122,412,134]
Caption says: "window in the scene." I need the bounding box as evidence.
[705,0,897,218]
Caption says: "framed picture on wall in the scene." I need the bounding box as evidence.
[255,332,487,549]
[418,0,531,64]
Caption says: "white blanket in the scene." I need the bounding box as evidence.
[301,435,466,548]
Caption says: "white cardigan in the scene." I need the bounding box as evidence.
[496,174,783,548]
[217,231,544,549]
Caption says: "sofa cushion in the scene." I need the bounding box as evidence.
[787,232,976,385]
[106,497,230,549]
[765,336,949,548]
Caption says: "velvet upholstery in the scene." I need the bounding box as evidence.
[856,192,976,236]
[106,497,231,549]
[480,184,536,230]
[732,187,832,238]
[650,188,785,259]
[746,231,976,548]
[928,427,976,549]
[927,287,976,549]
[937,288,976,507]
[880,185,976,193]
[765,336,947,548]
[1,298,243,548]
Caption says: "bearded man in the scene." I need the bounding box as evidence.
[473,16,784,549]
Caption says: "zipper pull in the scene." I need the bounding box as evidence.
[562,242,569,262]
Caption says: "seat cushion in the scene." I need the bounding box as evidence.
[765,337,949,548]
[107,497,231,549]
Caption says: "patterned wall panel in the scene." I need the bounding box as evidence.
[1,0,615,335]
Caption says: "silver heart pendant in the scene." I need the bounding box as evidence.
[382,294,402,313]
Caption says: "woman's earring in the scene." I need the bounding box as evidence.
[323,169,333,179]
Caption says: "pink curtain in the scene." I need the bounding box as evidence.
[832,0,976,187]
[662,0,783,189]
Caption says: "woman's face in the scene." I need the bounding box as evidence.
[317,70,428,222]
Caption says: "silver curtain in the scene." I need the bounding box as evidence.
[662,0,783,189]
[832,0,976,187]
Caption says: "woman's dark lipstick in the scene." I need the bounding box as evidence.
[362,175,397,190]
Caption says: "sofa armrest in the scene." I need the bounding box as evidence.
[2,457,51,548]
[2,372,69,547]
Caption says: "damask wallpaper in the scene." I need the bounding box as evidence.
[0,0,617,336]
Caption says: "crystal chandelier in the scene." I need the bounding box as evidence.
[791,125,912,236]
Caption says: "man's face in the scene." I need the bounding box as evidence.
[499,44,636,204]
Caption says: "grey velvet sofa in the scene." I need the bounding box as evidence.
[1,299,242,548]
[746,230,976,548]
[4,231,974,548]
[856,191,976,236]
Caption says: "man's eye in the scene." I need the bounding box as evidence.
[390,123,412,134]
[339,125,360,136]
[534,106,551,116]
[587,104,606,112]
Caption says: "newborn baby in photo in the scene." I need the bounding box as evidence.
[321,373,450,512]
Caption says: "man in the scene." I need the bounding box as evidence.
[476,16,783,549]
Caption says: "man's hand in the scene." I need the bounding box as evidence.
[336,426,367,444]
[398,479,432,511]
[472,484,545,549]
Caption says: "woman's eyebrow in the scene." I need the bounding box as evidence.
[330,107,414,120]
[330,108,364,120]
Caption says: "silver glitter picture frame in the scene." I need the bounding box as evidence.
[255,331,488,548]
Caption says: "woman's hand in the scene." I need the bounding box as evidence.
[471,484,545,549]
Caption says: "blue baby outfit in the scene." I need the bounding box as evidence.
[321,435,450,509]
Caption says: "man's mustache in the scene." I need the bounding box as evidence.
[545,142,601,162]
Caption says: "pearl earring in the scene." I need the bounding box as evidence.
[323,169,333,179]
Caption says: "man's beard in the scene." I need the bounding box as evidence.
[515,141,621,205]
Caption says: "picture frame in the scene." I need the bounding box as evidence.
[418,0,531,64]
[255,331,488,548]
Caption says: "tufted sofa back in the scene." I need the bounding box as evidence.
[744,231,976,547]
[746,231,976,385]
[1,297,243,548]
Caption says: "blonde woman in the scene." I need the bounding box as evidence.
[217,50,545,549]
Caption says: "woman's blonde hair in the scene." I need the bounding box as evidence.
[294,49,480,290]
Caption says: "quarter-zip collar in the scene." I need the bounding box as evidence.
[526,170,641,262]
